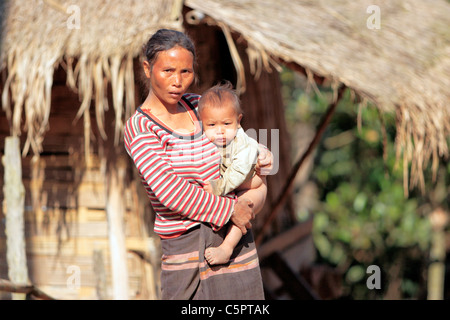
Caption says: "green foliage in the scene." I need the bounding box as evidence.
[281,68,449,299]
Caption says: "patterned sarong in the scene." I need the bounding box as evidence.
[160,223,264,300]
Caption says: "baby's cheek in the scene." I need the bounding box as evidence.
[204,130,215,142]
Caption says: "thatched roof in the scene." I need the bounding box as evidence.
[0,0,183,153]
[1,0,449,192]
[185,0,450,193]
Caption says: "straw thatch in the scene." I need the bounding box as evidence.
[0,0,183,155]
[1,0,449,193]
[185,0,450,193]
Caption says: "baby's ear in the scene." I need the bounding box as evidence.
[237,113,243,125]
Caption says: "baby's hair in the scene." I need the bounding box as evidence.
[198,81,243,116]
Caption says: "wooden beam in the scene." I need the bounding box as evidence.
[257,218,313,260]
[93,249,107,300]
[428,208,448,300]
[0,279,56,300]
[264,252,320,300]
[2,136,29,300]
[106,153,129,300]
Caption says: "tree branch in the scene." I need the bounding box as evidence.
[256,84,346,246]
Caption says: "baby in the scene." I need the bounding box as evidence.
[198,82,264,265]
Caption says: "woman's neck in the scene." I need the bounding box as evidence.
[142,94,179,116]
[141,93,195,133]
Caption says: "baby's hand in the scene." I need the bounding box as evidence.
[255,144,274,176]
[203,181,214,194]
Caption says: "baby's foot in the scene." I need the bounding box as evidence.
[205,246,233,265]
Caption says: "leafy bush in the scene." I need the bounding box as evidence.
[282,69,449,299]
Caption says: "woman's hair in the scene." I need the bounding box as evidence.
[143,29,197,69]
[139,29,197,97]
[198,81,243,116]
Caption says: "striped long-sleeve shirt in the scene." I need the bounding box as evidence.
[124,93,236,238]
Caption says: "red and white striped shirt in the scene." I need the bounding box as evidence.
[124,93,236,238]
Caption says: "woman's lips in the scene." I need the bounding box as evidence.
[169,92,182,98]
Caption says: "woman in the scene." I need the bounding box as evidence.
[124,29,271,300]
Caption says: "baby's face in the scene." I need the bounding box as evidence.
[200,101,242,147]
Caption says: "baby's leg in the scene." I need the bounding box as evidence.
[238,173,263,190]
[205,224,243,265]
[236,175,267,215]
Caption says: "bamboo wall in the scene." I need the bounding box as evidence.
[0,66,160,300]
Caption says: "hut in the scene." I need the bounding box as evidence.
[0,0,449,300]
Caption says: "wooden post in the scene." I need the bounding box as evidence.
[428,208,448,300]
[2,136,29,300]
[106,153,129,300]
[93,249,107,300]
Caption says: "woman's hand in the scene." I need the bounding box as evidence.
[230,197,254,235]
[255,145,274,176]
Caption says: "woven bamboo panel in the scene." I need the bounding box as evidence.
[1,114,158,300]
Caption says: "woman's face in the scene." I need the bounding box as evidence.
[144,46,195,106]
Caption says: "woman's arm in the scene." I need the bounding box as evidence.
[128,130,235,230]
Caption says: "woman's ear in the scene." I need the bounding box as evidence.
[143,61,151,79]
